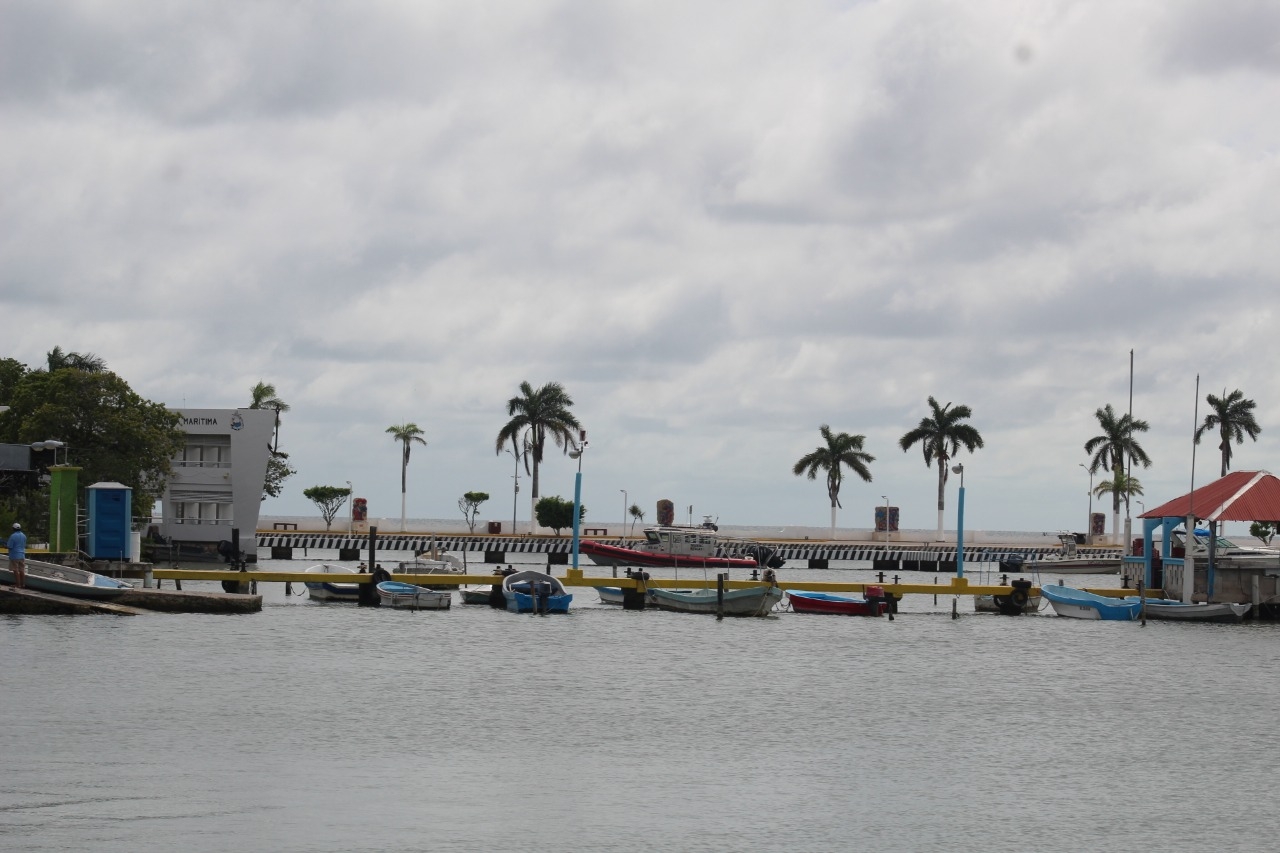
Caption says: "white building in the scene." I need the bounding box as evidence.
[154,408,274,560]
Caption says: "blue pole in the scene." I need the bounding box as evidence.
[956,485,965,579]
[571,470,583,571]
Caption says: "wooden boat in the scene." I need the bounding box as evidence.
[376,580,452,610]
[786,590,886,616]
[1123,597,1251,623]
[646,585,782,617]
[1040,584,1140,621]
[580,523,782,571]
[0,559,131,599]
[459,585,496,605]
[501,570,572,613]
[303,564,361,601]
[595,586,692,606]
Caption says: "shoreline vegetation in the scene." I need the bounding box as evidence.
[258,515,1247,548]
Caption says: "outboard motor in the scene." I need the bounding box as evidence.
[1000,553,1025,573]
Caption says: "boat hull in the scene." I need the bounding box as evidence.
[1125,598,1251,623]
[303,564,361,601]
[580,540,759,570]
[646,586,782,617]
[1,561,130,599]
[787,591,886,616]
[1021,560,1121,575]
[502,571,572,613]
[1041,585,1140,621]
[376,581,452,610]
[973,594,1041,614]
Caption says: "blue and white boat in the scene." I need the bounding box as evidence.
[303,564,361,601]
[1040,584,1140,621]
[1,559,131,599]
[376,580,452,610]
[502,570,572,613]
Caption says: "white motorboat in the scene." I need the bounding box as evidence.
[376,581,452,610]
[1,559,131,599]
[303,564,361,601]
[1124,597,1251,623]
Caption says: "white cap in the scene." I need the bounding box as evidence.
[12,523,19,529]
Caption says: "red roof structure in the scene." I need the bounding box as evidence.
[1139,470,1280,522]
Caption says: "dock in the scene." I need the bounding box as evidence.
[0,583,261,615]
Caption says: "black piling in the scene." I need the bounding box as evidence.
[716,572,725,620]
[358,526,379,607]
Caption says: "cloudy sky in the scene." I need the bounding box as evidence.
[4,1,1279,536]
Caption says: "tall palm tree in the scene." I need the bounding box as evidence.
[1084,404,1152,544]
[1195,389,1261,478]
[494,381,581,533]
[249,381,290,454]
[628,503,645,536]
[792,425,875,539]
[386,423,427,532]
[899,397,984,541]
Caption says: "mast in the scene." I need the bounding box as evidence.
[1184,375,1200,603]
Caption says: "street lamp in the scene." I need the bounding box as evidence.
[507,446,522,535]
[568,431,588,571]
[1079,463,1094,543]
[31,439,68,466]
[620,489,627,538]
[952,464,966,579]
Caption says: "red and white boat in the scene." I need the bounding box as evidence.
[786,590,888,616]
[579,524,780,570]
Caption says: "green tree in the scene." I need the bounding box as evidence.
[44,346,107,373]
[0,365,184,515]
[899,397,984,541]
[459,490,490,533]
[262,453,296,501]
[1249,521,1275,546]
[1093,473,1143,504]
[303,485,353,531]
[494,381,582,533]
[386,423,427,532]
[1195,389,1261,479]
[628,503,645,535]
[1084,403,1152,544]
[535,495,586,536]
[793,425,875,540]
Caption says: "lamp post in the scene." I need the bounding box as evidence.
[346,481,353,534]
[507,446,521,535]
[568,431,588,571]
[952,464,965,579]
[620,489,627,538]
[1079,463,1094,544]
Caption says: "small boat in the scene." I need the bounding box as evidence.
[396,554,466,587]
[596,585,692,606]
[786,590,886,616]
[502,570,572,613]
[459,585,497,605]
[1,559,131,599]
[376,580,452,610]
[580,521,783,571]
[1016,534,1121,575]
[973,593,1041,615]
[1123,597,1251,623]
[646,585,782,617]
[1040,585,1140,621]
[303,564,361,601]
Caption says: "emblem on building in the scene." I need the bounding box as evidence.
[230,413,244,431]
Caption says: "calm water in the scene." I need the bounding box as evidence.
[2,555,1277,852]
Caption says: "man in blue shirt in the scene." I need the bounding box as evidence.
[7,523,26,588]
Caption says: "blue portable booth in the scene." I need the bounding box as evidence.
[86,481,133,561]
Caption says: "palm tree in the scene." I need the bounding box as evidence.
[792,425,875,539]
[45,346,107,373]
[628,503,645,536]
[1084,404,1152,544]
[386,423,427,532]
[494,381,582,533]
[249,381,291,454]
[899,397,984,541]
[1093,472,1143,505]
[1195,389,1261,478]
